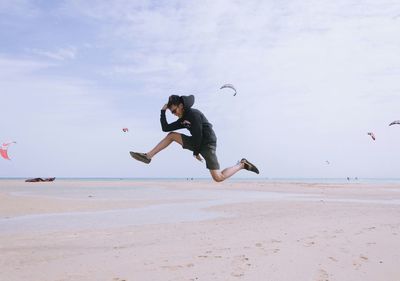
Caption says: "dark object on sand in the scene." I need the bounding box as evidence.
[25,177,56,182]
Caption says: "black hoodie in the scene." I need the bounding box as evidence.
[160,95,217,156]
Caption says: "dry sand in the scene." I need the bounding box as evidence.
[1,179,400,281]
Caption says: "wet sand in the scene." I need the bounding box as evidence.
[1,180,399,280]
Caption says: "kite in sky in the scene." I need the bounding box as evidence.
[122,128,129,132]
[389,120,400,126]
[367,132,376,141]
[0,141,17,160]
[220,84,237,96]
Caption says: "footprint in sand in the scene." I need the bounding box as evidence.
[230,255,251,277]
[353,255,369,269]
[298,236,317,247]
[352,260,362,270]
[271,239,282,243]
[304,241,316,247]
[198,250,224,259]
[255,242,280,254]
[315,269,329,281]
[328,256,338,262]
[160,265,184,271]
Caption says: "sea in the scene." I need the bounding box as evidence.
[2,177,400,184]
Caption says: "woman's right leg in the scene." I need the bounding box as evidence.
[209,162,244,182]
[146,132,183,159]
[209,159,259,182]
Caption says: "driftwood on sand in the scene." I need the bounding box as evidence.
[25,177,56,182]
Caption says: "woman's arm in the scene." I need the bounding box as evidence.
[160,109,183,132]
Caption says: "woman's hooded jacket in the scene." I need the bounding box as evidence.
[160,95,217,156]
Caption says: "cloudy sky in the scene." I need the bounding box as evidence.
[1,0,400,179]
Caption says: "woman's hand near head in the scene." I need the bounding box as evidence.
[162,103,168,110]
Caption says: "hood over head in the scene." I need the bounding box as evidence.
[181,95,195,110]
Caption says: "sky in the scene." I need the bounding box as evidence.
[1,0,400,179]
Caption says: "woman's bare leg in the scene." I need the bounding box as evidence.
[209,162,244,182]
[146,132,183,159]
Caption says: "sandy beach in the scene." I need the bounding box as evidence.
[1,179,399,281]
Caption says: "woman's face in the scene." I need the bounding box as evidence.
[169,103,184,118]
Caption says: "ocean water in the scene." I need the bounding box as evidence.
[2,177,400,184]
[262,178,400,184]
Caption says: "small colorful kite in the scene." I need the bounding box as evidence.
[0,141,17,160]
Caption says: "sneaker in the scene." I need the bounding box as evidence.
[241,158,259,174]
[130,152,151,164]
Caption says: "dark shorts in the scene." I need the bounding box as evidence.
[181,134,220,170]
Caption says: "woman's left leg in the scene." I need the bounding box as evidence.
[146,132,183,159]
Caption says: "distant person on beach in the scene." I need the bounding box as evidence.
[130,95,259,182]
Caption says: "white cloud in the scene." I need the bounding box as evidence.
[29,46,77,61]
[0,56,53,77]
[0,0,40,17]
